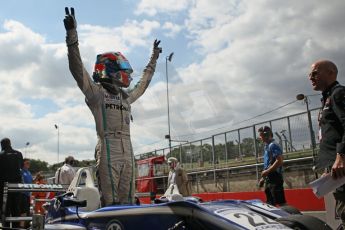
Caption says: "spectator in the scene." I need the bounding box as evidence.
[167,157,191,197]
[54,156,76,187]
[258,126,286,206]
[32,172,49,214]
[308,60,345,228]
[0,137,24,228]
[20,158,33,228]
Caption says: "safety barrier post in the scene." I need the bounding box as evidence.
[253,125,260,183]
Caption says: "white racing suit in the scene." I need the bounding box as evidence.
[66,29,159,206]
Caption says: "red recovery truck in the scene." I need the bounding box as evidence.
[136,155,166,202]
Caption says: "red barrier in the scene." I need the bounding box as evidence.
[139,188,325,211]
[284,189,325,211]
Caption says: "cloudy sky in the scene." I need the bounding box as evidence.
[0,0,344,165]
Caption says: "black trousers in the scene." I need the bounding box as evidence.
[264,172,286,206]
[4,193,21,228]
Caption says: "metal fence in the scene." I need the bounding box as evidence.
[136,108,320,165]
[135,107,321,193]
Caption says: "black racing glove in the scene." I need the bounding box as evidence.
[154,39,162,54]
[152,39,162,60]
[64,7,77,31]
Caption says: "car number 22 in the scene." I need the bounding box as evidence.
[215,209,290,230]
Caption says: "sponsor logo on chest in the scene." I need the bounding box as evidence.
[104,92,130,112]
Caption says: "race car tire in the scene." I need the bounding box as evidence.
[105,219,124,230]
[280,205,302,215]
[276,214,332,230]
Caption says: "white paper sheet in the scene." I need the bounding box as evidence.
[309,173,345,198]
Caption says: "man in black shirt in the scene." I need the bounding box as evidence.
[309,60,345,228]
[0,137,24,228]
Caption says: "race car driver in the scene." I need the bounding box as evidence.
[63,7,161,206]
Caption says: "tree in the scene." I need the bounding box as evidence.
[241,137,255,157]
[202,143,212,163]
[49,159,96,172]
[29,159,49,174]
[139,152,157,159]
[214,143,225,163]
[226,141,238,160]
[256,137,265,157]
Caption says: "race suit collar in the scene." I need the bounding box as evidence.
[101,82,129,98]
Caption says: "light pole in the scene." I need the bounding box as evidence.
[54,124,60,164]
[24,142,30,158]
[296,94,317,178]
[165,52,174,154]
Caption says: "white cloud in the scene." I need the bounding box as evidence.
[0,98,33,118]
[135,0,190,16]
[131,0,345,145]
[162,22,182,37]
[0,20,44,70]
[79,19,160,57]
[182,0,345,98]
[0,18,161,164]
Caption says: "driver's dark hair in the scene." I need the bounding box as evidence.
[258,126,273,137]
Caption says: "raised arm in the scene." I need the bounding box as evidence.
[128,39,161,104]
[64,7,99,100]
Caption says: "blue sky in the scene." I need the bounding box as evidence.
[0,0,193,66]
[1,0,344,165]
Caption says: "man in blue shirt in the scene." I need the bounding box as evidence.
[20,158,33,228]
[258,126,286,206]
